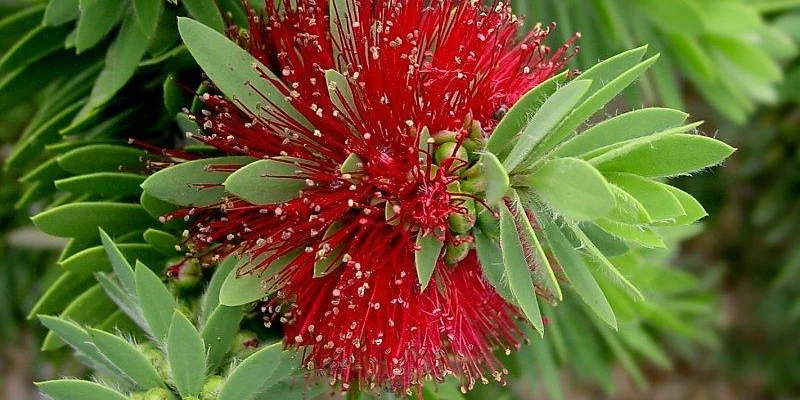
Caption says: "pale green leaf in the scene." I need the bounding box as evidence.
[606,173,685,221]
[482,152,510,206]
[415,233,444,292]
[167,311,206,398]
[142,156,255,207]
[527,157,615,221]
[217,342,285,400]
[87,328,164,389]
[135,262,177,342]
[223,158,307,205]
[37,380,128,400]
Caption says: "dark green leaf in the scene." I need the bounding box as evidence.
[44,0,79,26]
[75,0,127,53]
[41,285,116,350]
[133,0,163,39]
[32,202,155,239]
[61,242,163,275]
[55,172,145,197]
[28,272,94,319]
[57,144,147,175]
[183,0,226,33]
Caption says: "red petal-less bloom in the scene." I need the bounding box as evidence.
[172,0,576,393]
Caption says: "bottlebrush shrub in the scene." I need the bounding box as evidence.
[36,230,324,400]
[112,1,734,394]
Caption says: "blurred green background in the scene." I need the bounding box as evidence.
[1,0,799,398]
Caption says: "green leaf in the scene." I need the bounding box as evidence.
[142,156,255,207]
[87,328,164,389]
[223,158,307,205]
[4,100,85,172]
[38,315,108,366]
[28,272,94,319]
[481,152,510,206]
[486,70,569,155]
[605,185,652,225]
[133,0,163,39]
[314,222,347,277]
[554,108,689,157]
[177,17,312,129]
[60,243,163,275]
[94,273,143,330]
[219,250,299,306]
[217,342,284,400]
[325,69,357,116]
[541,218,616,329]
[635,0,706,35]
[75,0,127,53]
[135,263,177,342]
[606,173,684,221]
[167,311,206,398]
[32,202,155,239]
[37,380,128,400]
[531,50,659,160]
[79,14,156,115]
[511,192,561,301]
[592,134,735,178]
[658,184,708,226]
[57,144,147,175]
[499,201,544,336]
[183,0,226,33]
[201,305,244,372]
[201,255,237,324]
[503,79,592,171]
[567,222,644,301]
[415,233,444,292]
[42,285,117,350]
[143,229,182,256]
[0,25,71,75]
[707,35,782,82]
[55,172,145,197]
[527,157,615,222]
[473,226,512,302]
[44,0,79,26]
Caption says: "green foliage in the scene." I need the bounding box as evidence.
[515,0,799,124]
[36,235,311,400]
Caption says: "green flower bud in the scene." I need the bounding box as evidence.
[431,129,459,143]
[200,375,225,400]
[434,142,468,166]
[233,330,260,359]
[172,262,202,291]
[129,392,146,400]
[444,239,471,265]
[449,199,476,234]
[143,388,174,400]
[476,209,500,238]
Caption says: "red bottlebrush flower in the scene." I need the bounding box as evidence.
[168,0,576,393]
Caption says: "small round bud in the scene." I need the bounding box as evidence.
[434,142,468,165]
[431,130,458,144]
[444,240,471,265]
[233,330,260,359]
[200,375,224,400]
[143,388,174,400]
[172,262,202,291]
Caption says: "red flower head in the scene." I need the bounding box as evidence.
[168,0,576,393]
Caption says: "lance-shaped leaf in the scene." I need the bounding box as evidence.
[594,219,665,248]
[473,227,512,302]
[527,157,615,222]
[499,201,544,336]
[60,243,163,275]
[606,173,685,221]
[219,250,300,306]
[167,311,206,398]
[135,262,177,342]
[486,70,569,155]
[415,233,444,292]
[32,202,154,239]
[201,304,243,372]
[141,156,255,207]
[554,108,689,157]
[87,328,164,390]
[217,342,285,400]
[503,79,592,172]
[224,158,307,205]
[510,192,562,301]
[540,218,617,329]
[177,17,312,128]
[592,134,735,178]
[37,380,129,400]
[482,152,510,206]
[658,184,708,225]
